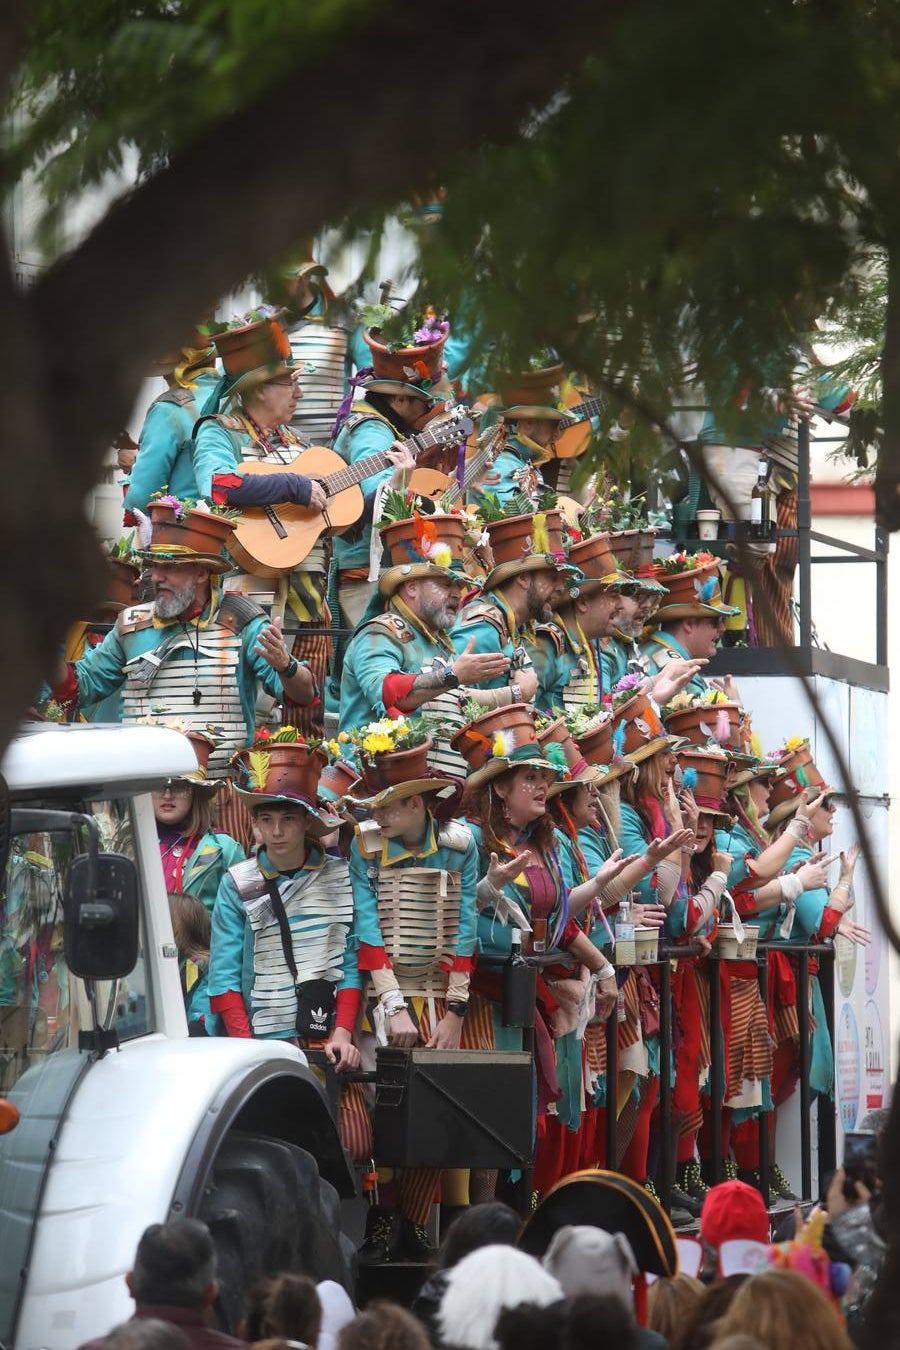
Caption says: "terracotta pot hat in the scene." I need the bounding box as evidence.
[139,501,236,574]
[677,746,735,814]
[363,322,447,404]
[104,557,141,612]
[566,532,633,595]
[215,317,300,403]
[452,704,559,791]
[500,363,572,421]
[607,528,660,576]
[482,510,582,592]
[611,692,684,764]
[231,737,340,837]
[378,511,476,597]
[663,699,744,752]
[651,554,740,621]
[764,739,833,827]
[346,734,461,812]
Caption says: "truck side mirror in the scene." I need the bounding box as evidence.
[65,853,139,979]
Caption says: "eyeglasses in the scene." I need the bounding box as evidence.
[156,781,193,798]
[268,377,298,388]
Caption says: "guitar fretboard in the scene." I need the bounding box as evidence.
[323,420,471,495]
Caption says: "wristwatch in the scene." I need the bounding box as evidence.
[434,657,460,689]
[446,1000,468,1018]
[282,655,299,679]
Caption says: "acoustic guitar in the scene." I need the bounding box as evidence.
[407,422,506,504]
[228,406,474,576]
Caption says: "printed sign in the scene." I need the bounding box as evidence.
[836,1002,860,1133]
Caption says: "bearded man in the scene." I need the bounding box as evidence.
[52,504,314,779]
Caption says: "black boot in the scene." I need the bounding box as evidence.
[399,1216,437,1263]
[357,1205,403,1265]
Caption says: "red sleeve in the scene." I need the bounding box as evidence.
[211,472,244,505]
[382,671,417,716]
[559,917,582,949]
[335,987,362,1032]
[210,990,252,1037]
[446,955,475,973]
[52,664,79,712]
[123,509,138,527]
[817,906,843,941]
[357,942,392,971]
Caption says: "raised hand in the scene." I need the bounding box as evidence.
[795,852,836,891]
[486,850,531,892]
[644,829,694,868]
[255,614,291,671]
[630,902,667,930]
[592,848,642,896]
[837,916,871,947]
[840,843,862,882]
[652,658,709,707]
[453,638,510,685]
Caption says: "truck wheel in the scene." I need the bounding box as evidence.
[198,1130,356,1332]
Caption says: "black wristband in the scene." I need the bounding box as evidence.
[283,655,299,679]
[446,1000,468,1018]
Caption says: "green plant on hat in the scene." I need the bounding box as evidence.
[148,488,238,521]
[561,704,606,738]
[109,533,137,560]
[360,303,449,353]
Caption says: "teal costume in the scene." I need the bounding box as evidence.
[601,635,633,691]
[124,370,220,513]
[451,592,535,689]
[638,629,709,697]
[179,831,247,912]
[349,814,478,994]
[531,614,605,713]
[67,592,299,777]
[331,402,400,573]
[340,602,454,732]
[470,433,545,506]
[208,844,360,1040]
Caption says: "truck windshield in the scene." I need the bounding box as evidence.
[0,797,148,1095]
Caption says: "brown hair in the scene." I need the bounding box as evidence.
[337,1301,429,1350]
[647,1275,704,1344]
[240,1273,322,1345]
[712,1271,850,1350]
[167,891,211,965]
[182,786,215,839]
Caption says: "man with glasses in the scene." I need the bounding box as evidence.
[638,558,740,697]
[192,318,330,734]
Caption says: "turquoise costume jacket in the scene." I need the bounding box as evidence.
[208,844,360,1040]
[470,433,545,506]
[466,821,582,963]
[531,614,604,713]
[451,592,535,690]
[180,831,247,913]
[638,630,709,697]
[618,802,690,938]
[70,595,288,744]
[332,402,399,573]
[340,603,454,732]
[714,821,782,936]
[349,814,478,985]
[124,370,220,513]
[601,636,632,691]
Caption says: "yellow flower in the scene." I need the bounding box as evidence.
[784,736,806,752]
[431,543,453,568]
[363,732,394,755]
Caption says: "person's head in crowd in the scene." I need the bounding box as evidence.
[699,1181,769,1276]
[167,891,212,968]
[672,1275,747,1350]
[437,1201,521,1270]
[541,1224,638,1321]
[713,1270,852,1350]
[337,1300,430,1350]
[495,1294,641,1350]
[126,1219,218,1313]
[438,1245,563,1350]
[104,1321,190,1350]
[647,1275,704,1343]
[239,1273,321,1346]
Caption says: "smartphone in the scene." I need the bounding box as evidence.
[843,1129,879,1197]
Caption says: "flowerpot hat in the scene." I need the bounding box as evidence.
[317,758,362,805]
[663,697,744,752]
[611,691,686,765]
[215,317,299,403]
[764,738,834,828]
[482,510,582,592]
[143,719,223,795]
[105,557,141,613]
[500,363,574,422]
[729,757,786,790]
[651,553,740,621]
[363,323,448,404]
[565,533,634,597]
[519,1170,678,1278]
[677,746,735,818]
[377,511,477,598]
[452,704,560,791]
[566,712,636,789]
[230,735,341,837]
[345,729,461,811]
[607,528,659,576]
[138,499,236,574]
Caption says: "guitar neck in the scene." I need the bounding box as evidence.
[567,394,605,424]
[324,422,468,495]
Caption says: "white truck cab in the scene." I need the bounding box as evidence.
[0,723,354,1350]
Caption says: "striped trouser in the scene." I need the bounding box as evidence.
[213,780,255,853]
[283,619,331,739]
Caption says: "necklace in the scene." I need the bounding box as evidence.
[180,616,203,705]
[243,410,295,462]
